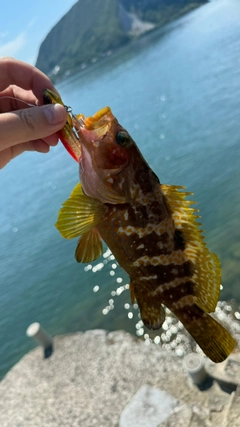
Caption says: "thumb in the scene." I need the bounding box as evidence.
[0,104,67,149]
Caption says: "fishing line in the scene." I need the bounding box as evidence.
[0,95,81,138]
[0,96,77,117]
[72,113,85,130]
[0,96,37,108]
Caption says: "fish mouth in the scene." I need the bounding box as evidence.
[84,107,111,131]
[43,89,113,162]
[75,106,113,142]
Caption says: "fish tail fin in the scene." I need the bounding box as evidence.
[179,309,236,363]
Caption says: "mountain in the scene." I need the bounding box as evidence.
[35,0,207,81]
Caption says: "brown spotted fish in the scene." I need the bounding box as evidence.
[43,90,236,363]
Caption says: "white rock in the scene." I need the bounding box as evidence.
[119,384,178,427]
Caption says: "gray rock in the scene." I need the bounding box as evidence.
[223,385,240,426]
[0,330,239,427]
[0,331,203,427]
[205,352,240,389]
[119,384,178,427]
[160,403,192,427]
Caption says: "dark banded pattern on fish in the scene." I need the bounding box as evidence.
[48,92,236,363]
[96,187,235,362]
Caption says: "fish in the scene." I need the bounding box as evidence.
[43,89,236,363]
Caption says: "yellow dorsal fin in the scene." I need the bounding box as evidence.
[75,228,103,263]
[55,183,106,239]
[161,184,221,313]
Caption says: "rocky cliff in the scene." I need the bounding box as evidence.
[36,0,207,81]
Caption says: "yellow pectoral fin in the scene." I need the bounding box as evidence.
[55,183,106,239]
[69,181,84,197]
[75,228,103,263]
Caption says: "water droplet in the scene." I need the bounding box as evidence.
[136,328,144,336]
[12,227,18,233]
[176,348,184,357]
[170,326,178,334]
[92,262,104,273]
[162,321,168,331]
[116,286,124,295]
[103,248,112,258]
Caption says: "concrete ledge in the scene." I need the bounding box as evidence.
[0,330,239,427]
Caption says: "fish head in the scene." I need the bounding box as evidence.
[42,90,157,205]
[74,106,147,204]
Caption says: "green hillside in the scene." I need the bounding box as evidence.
[36,0,207,81]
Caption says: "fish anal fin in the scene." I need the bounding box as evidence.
[55,183,106,239]
[141,303,165,330]
[132,281,165,330]
[161,184,221,313]
[75,228,103,263]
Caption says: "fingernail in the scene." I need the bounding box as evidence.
[43,104,66,125]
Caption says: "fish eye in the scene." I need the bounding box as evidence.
[116,131,133,148]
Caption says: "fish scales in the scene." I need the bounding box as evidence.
[43,90,236,363]
[97,186,195,305]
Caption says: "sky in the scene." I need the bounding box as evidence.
[0,0,77,65]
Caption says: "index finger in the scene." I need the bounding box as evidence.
[0,56,58,103]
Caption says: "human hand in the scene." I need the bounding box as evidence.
[0,57,67,169]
